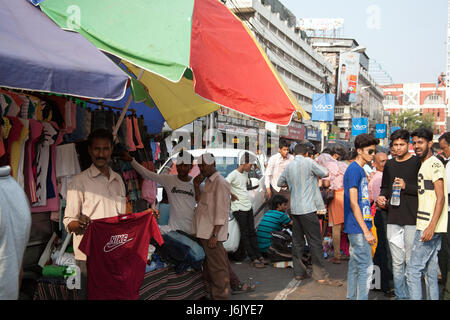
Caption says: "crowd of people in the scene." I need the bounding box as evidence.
[226,128,449,300]
[1,120,449,301]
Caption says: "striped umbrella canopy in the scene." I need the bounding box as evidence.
[37,0,309,130]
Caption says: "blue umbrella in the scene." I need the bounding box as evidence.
[0,0,129,100]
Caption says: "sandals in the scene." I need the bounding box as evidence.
[231,281,256,295]
[317,278,343,287]
[258,257,270,265]
[251,260,266,268]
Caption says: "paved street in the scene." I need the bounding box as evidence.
[229,257,389,300]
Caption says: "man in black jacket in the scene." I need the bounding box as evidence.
[377,129,421,300]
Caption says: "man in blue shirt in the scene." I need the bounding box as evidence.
[278,143,342,286]
[344,133,379,300]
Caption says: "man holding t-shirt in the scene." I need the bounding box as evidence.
[344,133,379,300]
[377,129,421,300]
[406,128,448,300]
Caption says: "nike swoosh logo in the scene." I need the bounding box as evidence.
[103,238,134,253]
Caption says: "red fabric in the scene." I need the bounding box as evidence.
[126,117,136,151]
[190,0,296,125]
[79,209,163,300]
[0,138,4,158]
[132,116,144,149]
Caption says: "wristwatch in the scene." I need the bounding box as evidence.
[212,233,217,238]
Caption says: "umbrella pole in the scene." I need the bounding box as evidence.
[112,69,144,142]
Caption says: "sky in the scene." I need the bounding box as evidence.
[280,0,447,84]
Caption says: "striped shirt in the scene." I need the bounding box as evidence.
[256,210,291,253]
[277,155,328,215]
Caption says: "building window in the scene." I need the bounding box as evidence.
[383,95,399,105]
[424,94,444,104]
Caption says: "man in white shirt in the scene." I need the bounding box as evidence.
[265,141,294,212]
[120,149,205,265]
[227,152,267,268]
[438,132,450,300]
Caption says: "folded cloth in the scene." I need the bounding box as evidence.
[42,265,67,278]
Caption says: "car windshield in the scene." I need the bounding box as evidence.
[160,156,239,177]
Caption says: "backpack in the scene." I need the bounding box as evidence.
[266,229,293,262]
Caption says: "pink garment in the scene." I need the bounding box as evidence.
[132,116,144,149]
[368,170,383,204]
[142,179,157,205]
[126,117,136,152]
[317,153,348,191]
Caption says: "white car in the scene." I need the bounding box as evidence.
[157,148,267,252]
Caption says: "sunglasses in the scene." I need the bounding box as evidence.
[365,149,376,155]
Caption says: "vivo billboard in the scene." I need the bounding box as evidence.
[352,118,368,136]
[375,124,387,139]
[312,93,335,122]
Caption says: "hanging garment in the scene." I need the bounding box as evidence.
[33,121,57,208]
[32,122,62,213]
[24,119,43,204]
[78,209,163,300]
[16,118,29,188]
[126,117,136,152]
[132,116,144,149]
[9,117,28,183]
[5,116,24,176]
[55,143,81,200]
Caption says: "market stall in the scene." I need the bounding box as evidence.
[1,0,206,301]
[1,87,206,300]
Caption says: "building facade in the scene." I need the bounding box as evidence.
[225,0,334,142]
[308,37,385,142]
[382,83,447,135]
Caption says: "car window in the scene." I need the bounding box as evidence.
[248,161,262,180]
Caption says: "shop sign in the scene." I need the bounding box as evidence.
[281,121,305,140]
[217,122,258,136]
[306,129,321,141]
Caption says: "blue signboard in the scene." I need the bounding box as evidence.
[375,124,387,139]
[352,118,368,136]
[312,93,335,122]
[306,129,322,142]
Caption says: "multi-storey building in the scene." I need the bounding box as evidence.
[308,37,385,141]
[382,83,447,135]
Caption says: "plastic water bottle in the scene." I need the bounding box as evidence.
[390,182,401,206]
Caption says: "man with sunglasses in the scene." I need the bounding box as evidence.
[344,133,379,300]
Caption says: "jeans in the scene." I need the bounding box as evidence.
[164,231,205,263]
[291,212,327,280]
[233,209,261,261]
[387,224,416,299]
[406,230,441,300]
[347,233,373,300]
[373,210,393,292]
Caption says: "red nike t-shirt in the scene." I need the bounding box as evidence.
[79,209,163,300]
